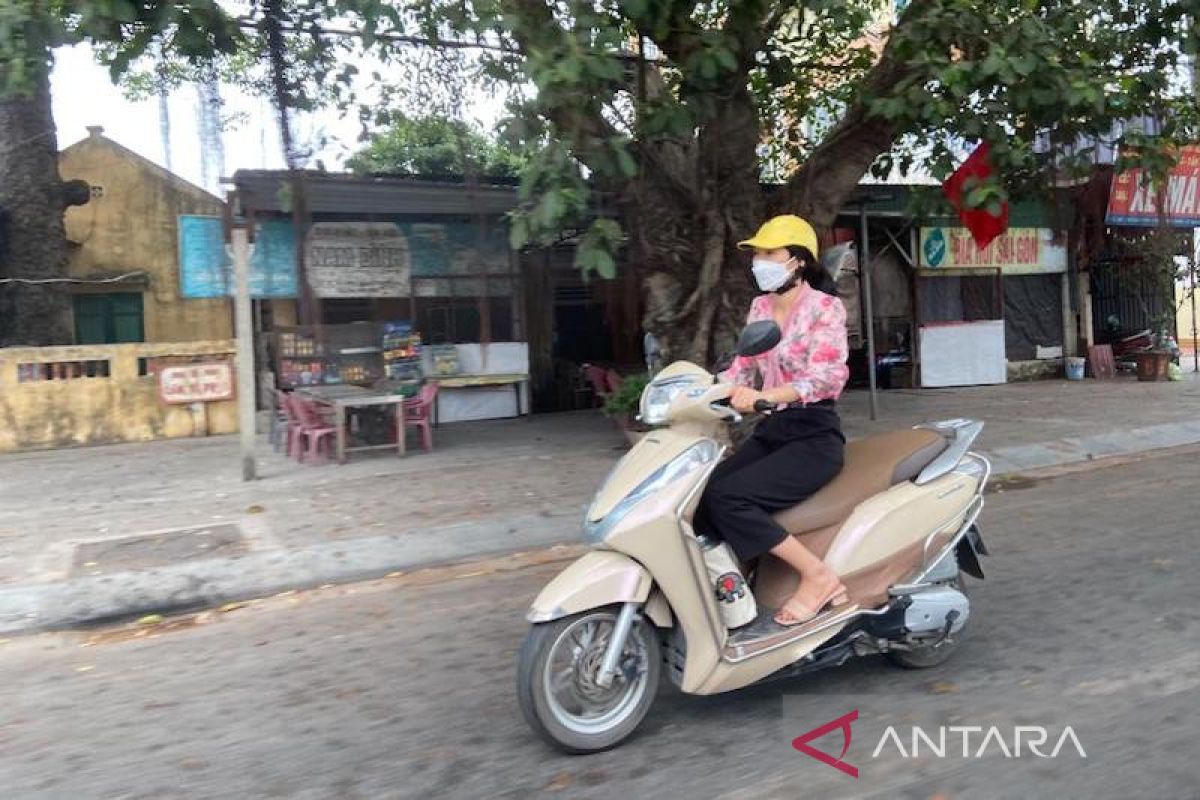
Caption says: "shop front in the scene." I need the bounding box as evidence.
[917,226,1071,387]
[229,172,529,424]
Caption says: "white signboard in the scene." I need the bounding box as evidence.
[919,321,1007,387]
[158,362,235,404]
[307,222,412,298]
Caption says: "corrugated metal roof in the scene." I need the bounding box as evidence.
[231,170,518,216]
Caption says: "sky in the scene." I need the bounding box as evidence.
[52,44,289,195]
[50,42,506,197]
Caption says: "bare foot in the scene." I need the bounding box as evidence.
[774,568,847,626]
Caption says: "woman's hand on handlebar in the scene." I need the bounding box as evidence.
[730,386,764,413]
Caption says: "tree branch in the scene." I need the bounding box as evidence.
[723,0,773,68]
[779,0,936,226]
[499,0,622,170]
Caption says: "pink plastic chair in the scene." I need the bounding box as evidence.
[276,391,302,456]
[402,383,439,452]
[292,396,337,463]
[604,369,623,395]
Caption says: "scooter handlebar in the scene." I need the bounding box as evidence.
[752,399,774,413]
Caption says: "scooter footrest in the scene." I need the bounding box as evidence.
[724,604,860,662]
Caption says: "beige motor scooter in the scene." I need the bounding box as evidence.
[517,321,990,753]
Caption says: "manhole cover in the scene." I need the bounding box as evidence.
[71,524,247,575]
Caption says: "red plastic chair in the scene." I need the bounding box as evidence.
[292,396,337,463]
[276,391,302,456]
[583,364,612,407]
[403,383,439,452]
[605,369,623,395]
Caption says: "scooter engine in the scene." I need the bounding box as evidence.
[902,586,970,636]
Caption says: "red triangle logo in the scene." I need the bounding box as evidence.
[791,709,859,778]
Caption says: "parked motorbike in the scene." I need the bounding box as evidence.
[517,321,990,753]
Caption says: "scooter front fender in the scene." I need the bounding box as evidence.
[526,550,670,627]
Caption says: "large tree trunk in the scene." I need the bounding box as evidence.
[632,0,931,365]
[630,80,766,366]
[0,62,73,346]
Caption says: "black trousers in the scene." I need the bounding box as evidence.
[693,405,845,562]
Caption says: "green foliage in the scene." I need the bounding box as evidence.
[575,219,624,280]
[12,0,1198,292]
[604,373,649,416]
[1,0,240,95]
[346,113,527,177]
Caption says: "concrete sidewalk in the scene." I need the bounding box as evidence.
[1,372,1197,634]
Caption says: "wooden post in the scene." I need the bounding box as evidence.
[232,226,257,481]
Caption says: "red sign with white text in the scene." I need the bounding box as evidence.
[1107,146,1200,227]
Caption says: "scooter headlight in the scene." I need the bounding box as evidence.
[639,375,704,426]
[584,439,720,544]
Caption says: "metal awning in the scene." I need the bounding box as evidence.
[229,170,519,217]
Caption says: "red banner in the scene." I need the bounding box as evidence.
[1107,147,1200,227]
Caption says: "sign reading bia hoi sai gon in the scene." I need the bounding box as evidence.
[919,227,1066,274]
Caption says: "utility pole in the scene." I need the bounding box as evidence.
[859,205,879,421]
[231,225,257,481]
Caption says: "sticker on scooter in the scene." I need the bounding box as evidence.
[715,572,746,603]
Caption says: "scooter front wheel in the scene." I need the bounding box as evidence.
[517,606,661,754]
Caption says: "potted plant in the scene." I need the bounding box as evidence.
[604,373,651,445]
[1111,228,1186,382]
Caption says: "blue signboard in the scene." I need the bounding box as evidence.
[178,215,230,298]
[406,222,508,277]
[178,215,298,298]
[249,219,299,297]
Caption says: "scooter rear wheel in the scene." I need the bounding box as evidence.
[517,607,661,753]
[886,576,968,669]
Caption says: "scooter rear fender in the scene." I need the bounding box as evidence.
[526,550,672,627]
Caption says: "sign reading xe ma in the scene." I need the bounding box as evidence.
[1107,146,1200,227]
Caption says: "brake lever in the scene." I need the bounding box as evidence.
[711,397,743,424]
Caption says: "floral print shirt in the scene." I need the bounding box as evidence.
[719,283,850,404]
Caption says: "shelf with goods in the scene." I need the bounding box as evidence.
[274,324,385,389]
[381,322,424,397]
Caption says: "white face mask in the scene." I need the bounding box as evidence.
[751,257,796,293]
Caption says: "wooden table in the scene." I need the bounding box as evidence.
[429,373,530,425]
[296,384,408,463]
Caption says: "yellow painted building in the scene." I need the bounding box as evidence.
[0,130,246,452]
[58,126,234,343]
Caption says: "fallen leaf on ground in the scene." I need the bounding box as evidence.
[545,772,573,791]
[930,681,958,694]
[75,665,95,673]
[220,602,247,613]
[386,571,405,578]
[136,614,164,626]
[245,505,265,514]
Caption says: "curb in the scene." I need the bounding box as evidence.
[0,511,581,636]
[4,422,1199,636]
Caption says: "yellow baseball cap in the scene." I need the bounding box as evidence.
[737,214,819,257]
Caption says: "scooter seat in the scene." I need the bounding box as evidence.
[774,428,948,536]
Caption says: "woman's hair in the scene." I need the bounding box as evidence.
[787,245,839,297]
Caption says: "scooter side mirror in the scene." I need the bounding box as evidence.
[736,320,782,357]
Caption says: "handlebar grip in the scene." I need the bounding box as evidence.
[753,399,773,413]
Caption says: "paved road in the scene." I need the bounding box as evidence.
[1,451,1197,799]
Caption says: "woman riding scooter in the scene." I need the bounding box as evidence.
[693,214,850,626]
